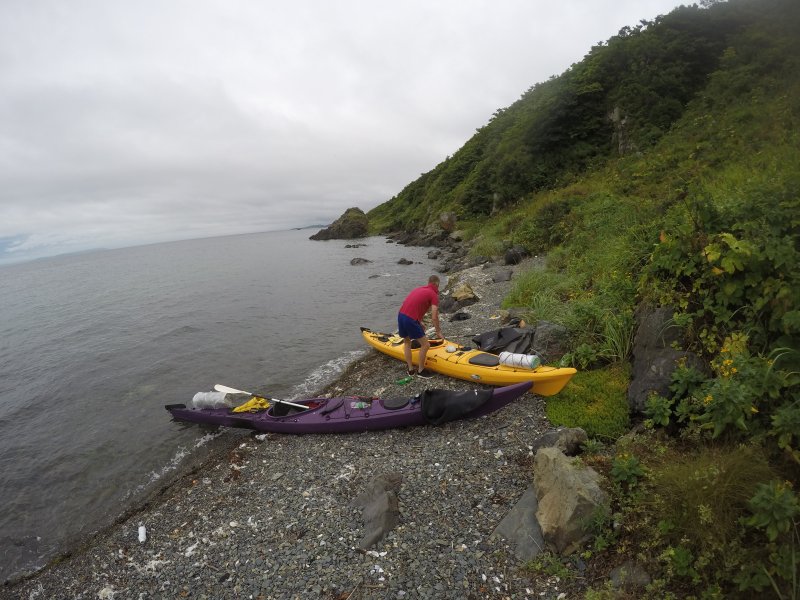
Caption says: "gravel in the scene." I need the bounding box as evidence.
[4,257,576,600]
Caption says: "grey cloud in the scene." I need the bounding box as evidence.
[0,0,683,264]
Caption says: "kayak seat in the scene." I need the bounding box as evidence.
[410,338,446,350]
[468,353,501,367]
[382,396,410,410]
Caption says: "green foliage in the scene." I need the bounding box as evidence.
[611,453,645,488]
[606,442,785,596]
[746,480,800,543]
[646,332,800,466]
[524,551,575,581]
[562,343,600,370]
[367,0,799,231]
[599,310,636,363]
[468,236,506,259]
[644,393,674,428]
[581,438,605,455]
[545,366,631,440]
[642,168,800,355]
[650,445,775,549]
[364,2,800,595]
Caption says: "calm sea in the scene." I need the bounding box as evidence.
[0,229,438,581]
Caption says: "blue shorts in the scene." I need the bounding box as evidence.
[398,313,425,340]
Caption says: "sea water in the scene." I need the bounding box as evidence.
[0,229,438,581]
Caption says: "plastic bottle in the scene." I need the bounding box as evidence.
[138,524,147,543]
[498,351,542,370]
[395,375,414,385]
[350,401,370,409]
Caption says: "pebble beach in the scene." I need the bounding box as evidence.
[4,259,575,600]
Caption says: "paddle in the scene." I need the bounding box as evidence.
[214,384,308,411]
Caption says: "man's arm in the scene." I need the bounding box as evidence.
[431,305,442,339]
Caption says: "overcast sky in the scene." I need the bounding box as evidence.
[0,0,685,264]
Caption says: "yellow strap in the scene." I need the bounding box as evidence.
[232,396,271,413]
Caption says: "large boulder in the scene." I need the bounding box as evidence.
[532,320,569,362]
[451,282,477,303]
[309,207,368,240]
[439,283,479,314]
[534,448,609,554]
[491,484,545,562]
[628,305,707,413]
[351,472,402,549]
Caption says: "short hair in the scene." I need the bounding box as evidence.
[428,275,440,286]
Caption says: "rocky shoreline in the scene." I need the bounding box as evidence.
[4,254,577,600]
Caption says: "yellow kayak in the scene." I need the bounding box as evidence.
[361,327,576,396]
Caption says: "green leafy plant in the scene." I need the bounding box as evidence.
[645,393,674,427]
[611,453,645,488]
[581,438,606,455]
[525,551,576,581]
[747,481,800,543]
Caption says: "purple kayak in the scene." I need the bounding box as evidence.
[165,381,532,434]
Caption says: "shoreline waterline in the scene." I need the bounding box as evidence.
[5,257,566,599]
[0,230,445,584]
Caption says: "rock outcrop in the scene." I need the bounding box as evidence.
[534,448,609,554]
[309,207,369,240]
[628,305,708,413]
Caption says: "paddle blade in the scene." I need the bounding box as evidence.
[214,384,250,395]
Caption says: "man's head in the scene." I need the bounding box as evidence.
[428,275,440,288]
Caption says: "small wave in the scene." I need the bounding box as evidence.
[290,349,367,398]
[126,431,224,500]
[159,324,203,339]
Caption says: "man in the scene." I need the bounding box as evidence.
[398,275,442,378]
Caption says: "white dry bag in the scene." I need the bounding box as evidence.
[498,351,541,370]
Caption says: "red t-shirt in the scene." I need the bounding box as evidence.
[399,284,439,322]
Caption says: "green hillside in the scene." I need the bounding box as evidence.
[369,0,800,596]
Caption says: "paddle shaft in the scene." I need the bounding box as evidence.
[214,384,308,410]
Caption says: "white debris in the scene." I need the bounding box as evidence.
[97,586,116,599]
